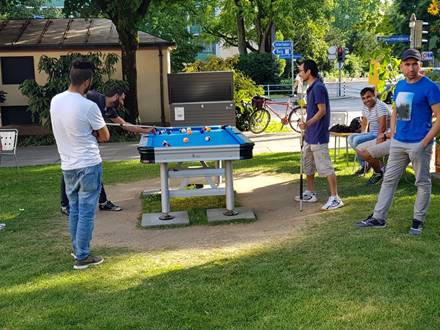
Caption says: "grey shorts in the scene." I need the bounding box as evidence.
[356,139,391,158]
[303,142,335,177]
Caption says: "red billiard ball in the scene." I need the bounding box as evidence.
[183,137,189,143]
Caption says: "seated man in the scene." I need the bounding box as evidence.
[348,87,390,176]
[356,131,391,185]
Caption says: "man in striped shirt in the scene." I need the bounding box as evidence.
[348,87,390,176]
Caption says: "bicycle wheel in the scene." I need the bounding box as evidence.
[249,109,271,134]
[288,106,302,133]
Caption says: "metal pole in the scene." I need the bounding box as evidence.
[338,62,342,97]
[223,160,238,216]
[159,163,174,220]
[291,40,294,96]
[410,13,416,49]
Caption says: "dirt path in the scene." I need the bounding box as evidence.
[93,173,325,252]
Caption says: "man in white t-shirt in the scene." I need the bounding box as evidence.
[348,86,390,176]
[50,59,110,270]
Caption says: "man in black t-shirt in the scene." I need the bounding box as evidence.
[60,85,152,215]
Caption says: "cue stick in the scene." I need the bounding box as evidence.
[106,123,229,130]
[299,92,305,212]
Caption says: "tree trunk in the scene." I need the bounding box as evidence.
[119,31,139,123]
[234,0,247,55]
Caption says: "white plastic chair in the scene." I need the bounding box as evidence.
[0,129,19,168]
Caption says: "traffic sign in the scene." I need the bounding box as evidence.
[328,46,337,55]
[273,41,292,48]
[376,35,410,43]
[422,51,434,61]
[278,53,302,60]
[272,48,291,56]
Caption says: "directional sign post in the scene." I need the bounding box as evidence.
[272,40,302,95]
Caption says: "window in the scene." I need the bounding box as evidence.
[1,56,35,85]
[1,106,36,125]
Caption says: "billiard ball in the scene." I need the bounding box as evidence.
[162,140,170,147]
[180,128,186,133]
[204,136,211,142]
[200,129,205,134]
[205,127,212,132]
[183,137,189,143]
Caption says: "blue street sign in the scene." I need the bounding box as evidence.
[278,53,302,60]
[272,48,291,56]
[273,41,292,48]
[422,51,434,61]
[376,35,410,43]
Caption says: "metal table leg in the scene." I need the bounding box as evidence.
[159,162,174,220]
[223,160,238,216]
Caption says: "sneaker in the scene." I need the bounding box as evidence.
[61,206,70,216]
[99,200,122,211]
[409,219,424,236]
[354,167,366,177]
[366,171,383,185]
[73,256,104,270]
[321,196,344,210]
[355,214,386,228]
[295,191,318,203]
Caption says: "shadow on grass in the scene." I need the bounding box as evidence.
[2,212,440,329]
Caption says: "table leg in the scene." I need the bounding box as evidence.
[333,136,337,163]
[345,137,349,166]
[159,163,174,220]
[223,160,238,216]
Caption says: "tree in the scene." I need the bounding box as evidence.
[194,0,329,59]
[143,1,203,72]
[64,0,155,123]
[0,0,61,19]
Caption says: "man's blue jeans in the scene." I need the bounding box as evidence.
[348,132,376,167]
[63,163,102,260]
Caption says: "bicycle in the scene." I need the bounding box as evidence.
[248,95,304,134]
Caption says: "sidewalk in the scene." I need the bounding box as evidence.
[1,132,436,175]
[0,132,326,167]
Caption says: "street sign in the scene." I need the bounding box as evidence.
[376,35,410,43]
[422,51,434,61]
[328,46,337,55]
[278,53,302,60]
[328,54,336,60]
[273,41,292,48]
[272,48,291,56]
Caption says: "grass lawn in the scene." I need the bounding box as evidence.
[1,153,440,329]
[262,120,293,133]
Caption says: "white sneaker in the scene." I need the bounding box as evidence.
[295,191,317,203]
[321,196,344,211]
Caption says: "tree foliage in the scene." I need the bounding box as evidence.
[19,52,123,127]
[0,0,61,19]
[64,0,154,123]
[143,1,203,72]
[193,0,329,61]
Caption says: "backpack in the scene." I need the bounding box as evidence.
[349,117,362,133]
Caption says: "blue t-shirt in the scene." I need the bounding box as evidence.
[393,76,440,143]
[305,80,330,144]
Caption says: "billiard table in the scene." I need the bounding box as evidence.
[137,125,254,220]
